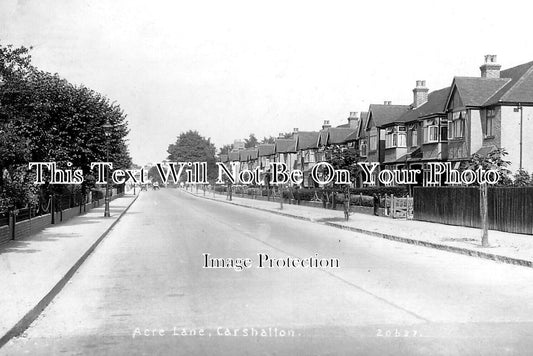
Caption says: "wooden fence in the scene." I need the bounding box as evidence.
[413,187,533,235]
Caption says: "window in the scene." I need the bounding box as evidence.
[448,110,466,139]
[410,126,418,147]
[385,126,407,148]
[423,119,439,143]
[440,120,448,141]
[369,133,377,151]
[359,141,367,157]
[486,108,495,137]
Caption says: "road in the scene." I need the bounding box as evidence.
[2,188,533,355]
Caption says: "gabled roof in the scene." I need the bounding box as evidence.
[228,151,240,161]
[357,112,369,139]
[399,87,451,124]
[258,144,275,157]
[239,148,258,161]
[366,104,410,129]
[318,130,329,146]
[447,77,510,107]
[295,131,320,150]
[485,61,533,105]
[327,128,358,144]
[275,138,297,153]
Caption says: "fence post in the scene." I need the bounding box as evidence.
[480,183,489,247]
[51,195,56,224]
[8,207,15,240]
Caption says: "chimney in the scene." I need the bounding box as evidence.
[348,112,359,128]
[322,120,331,130]
[293,127,299,133]
[412,80,429,108]
[384,101,392,105]
[480,55,501,78]
[233,139,244,151]
[278,132,285,138]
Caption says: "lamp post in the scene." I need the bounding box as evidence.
[102,119,113,217]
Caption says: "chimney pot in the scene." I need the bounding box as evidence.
[384,101,392,105]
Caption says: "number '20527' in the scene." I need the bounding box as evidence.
[376,329,418,337]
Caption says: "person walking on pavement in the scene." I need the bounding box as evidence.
[373,193,380,216]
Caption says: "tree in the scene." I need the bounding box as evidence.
[167,130,217,182]
[513,169,533,187]
[219,144,233,155]
[463,147,512,186]
[323,145,361,187]
[260,136,276,144]
[0,42,132,208]
[148,166,164,184]
[244,133,258,148]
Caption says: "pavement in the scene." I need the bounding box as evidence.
[0,193,138,349]
[1,189,533,355]
[186,188,533,268]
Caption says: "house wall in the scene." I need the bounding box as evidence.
[470,109,483,157]
[481,106,502,148]
[501,105,533,173]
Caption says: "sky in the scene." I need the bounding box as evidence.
[1,0,533,165]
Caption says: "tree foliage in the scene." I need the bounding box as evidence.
[513,169,533,187]
[219,144,233,155]
[463,147,512,186]
[167,130,217,181]
[322,145,361,186]
[244,133,258,148]
[0,42,132,208]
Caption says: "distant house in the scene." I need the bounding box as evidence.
[363,102,410,184]
[274,137,297,181]
[293,130,320,187]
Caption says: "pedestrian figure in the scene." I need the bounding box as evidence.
[343,186,350,221]
[373,193,380,216]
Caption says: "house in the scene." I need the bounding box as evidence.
[274,136,297,182]
[362,102,410,184]
[445,55,533,174]
[382,82,451,185]
[292,129,320,187]
[238,148,258,172]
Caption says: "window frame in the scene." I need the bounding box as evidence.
[485,108,495,138]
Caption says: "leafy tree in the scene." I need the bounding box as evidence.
[219,144,233,155]
[167,130,217,181]
[323,145,361,187]
[260,136,276,144]
[462,147,512,186]
[244,133,258,148]
[0,42,132,207]
[148,165,164,184]
[513,169,533,187]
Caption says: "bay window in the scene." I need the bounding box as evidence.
[409,125,418,147]
[423,119,439,143]
[384,126,407,148]
[448,110,466,139]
